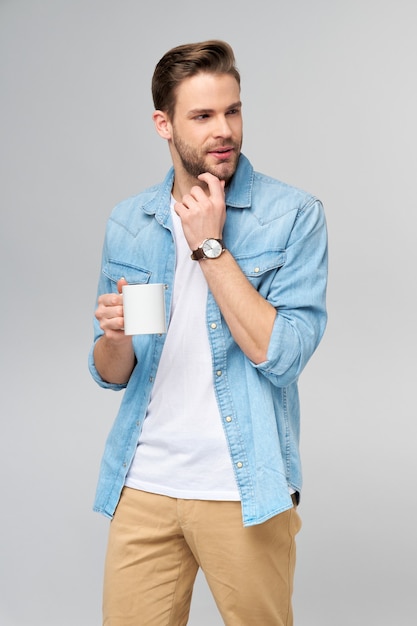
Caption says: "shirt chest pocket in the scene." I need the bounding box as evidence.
[235,249,286,294]
[103,260,152,287]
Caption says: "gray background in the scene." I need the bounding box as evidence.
[1,0,415,624]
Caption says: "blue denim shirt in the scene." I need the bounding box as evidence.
[89,154,328,526]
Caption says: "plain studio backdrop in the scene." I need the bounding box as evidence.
[1,1,415,624]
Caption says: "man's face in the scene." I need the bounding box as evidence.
[169,72,243,183]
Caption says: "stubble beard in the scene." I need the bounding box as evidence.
[172,130,241,183]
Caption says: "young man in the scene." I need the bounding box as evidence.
[89,40,328,626]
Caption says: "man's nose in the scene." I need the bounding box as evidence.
[213,115,232,137]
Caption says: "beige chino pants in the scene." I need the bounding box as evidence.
[103,487,301,626]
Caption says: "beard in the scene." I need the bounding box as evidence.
[171,128,241,183]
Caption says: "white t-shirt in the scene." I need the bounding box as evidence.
[125,198,240,500]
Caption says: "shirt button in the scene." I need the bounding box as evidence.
[210,323,217,329]
[225,416,232,423]
[236,461,243,469]
[254,267,260,273]
[216,370,222,377]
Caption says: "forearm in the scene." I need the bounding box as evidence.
[199,251,276,364]
[93,334,136,385]
[174,173,276,363]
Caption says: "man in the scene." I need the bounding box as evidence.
[89,40,328,626]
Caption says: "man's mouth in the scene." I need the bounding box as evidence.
[208,147,234,159]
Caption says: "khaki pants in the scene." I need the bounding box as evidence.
[103,487,301,626]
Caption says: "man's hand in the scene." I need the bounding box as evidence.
[94,278,136,384]
[95,278,128,340]
[174,172,226,251]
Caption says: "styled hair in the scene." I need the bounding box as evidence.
[151,40,240,120]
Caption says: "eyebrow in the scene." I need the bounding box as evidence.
[187,101,242,117]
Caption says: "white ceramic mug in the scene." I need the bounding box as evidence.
[122,283,166,335]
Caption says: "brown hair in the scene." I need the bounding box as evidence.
[151,40,240,120]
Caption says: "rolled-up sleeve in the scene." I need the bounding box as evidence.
[254,198,328,387]
[88,230,128,392]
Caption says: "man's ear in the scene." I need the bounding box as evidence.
[153,110,172,140]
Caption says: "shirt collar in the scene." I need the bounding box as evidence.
[144,152,253,221]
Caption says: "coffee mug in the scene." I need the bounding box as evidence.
[122,283,166,335]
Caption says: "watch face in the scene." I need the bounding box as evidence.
[202,238,222,258]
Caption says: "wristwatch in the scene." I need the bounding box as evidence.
[191,238,225,260]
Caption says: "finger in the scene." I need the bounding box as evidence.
[181,191,204,210]
[101,316,125,334]
[197,171,219,186]
[95,300,124,320]
[97,291,123,307]
[117,277,128,294]
[175,193,204,215]
[197,172,225,202]
[174,200,187,217]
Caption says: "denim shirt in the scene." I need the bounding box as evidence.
[89,154,328,527]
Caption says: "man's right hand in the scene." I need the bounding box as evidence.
[94,278,136,384]
[95,278,129,341]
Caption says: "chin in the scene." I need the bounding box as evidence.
[211,161,238,182]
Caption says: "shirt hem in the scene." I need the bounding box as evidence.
[124,480,241,501]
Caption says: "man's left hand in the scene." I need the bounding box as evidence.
[174,172,226,251]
